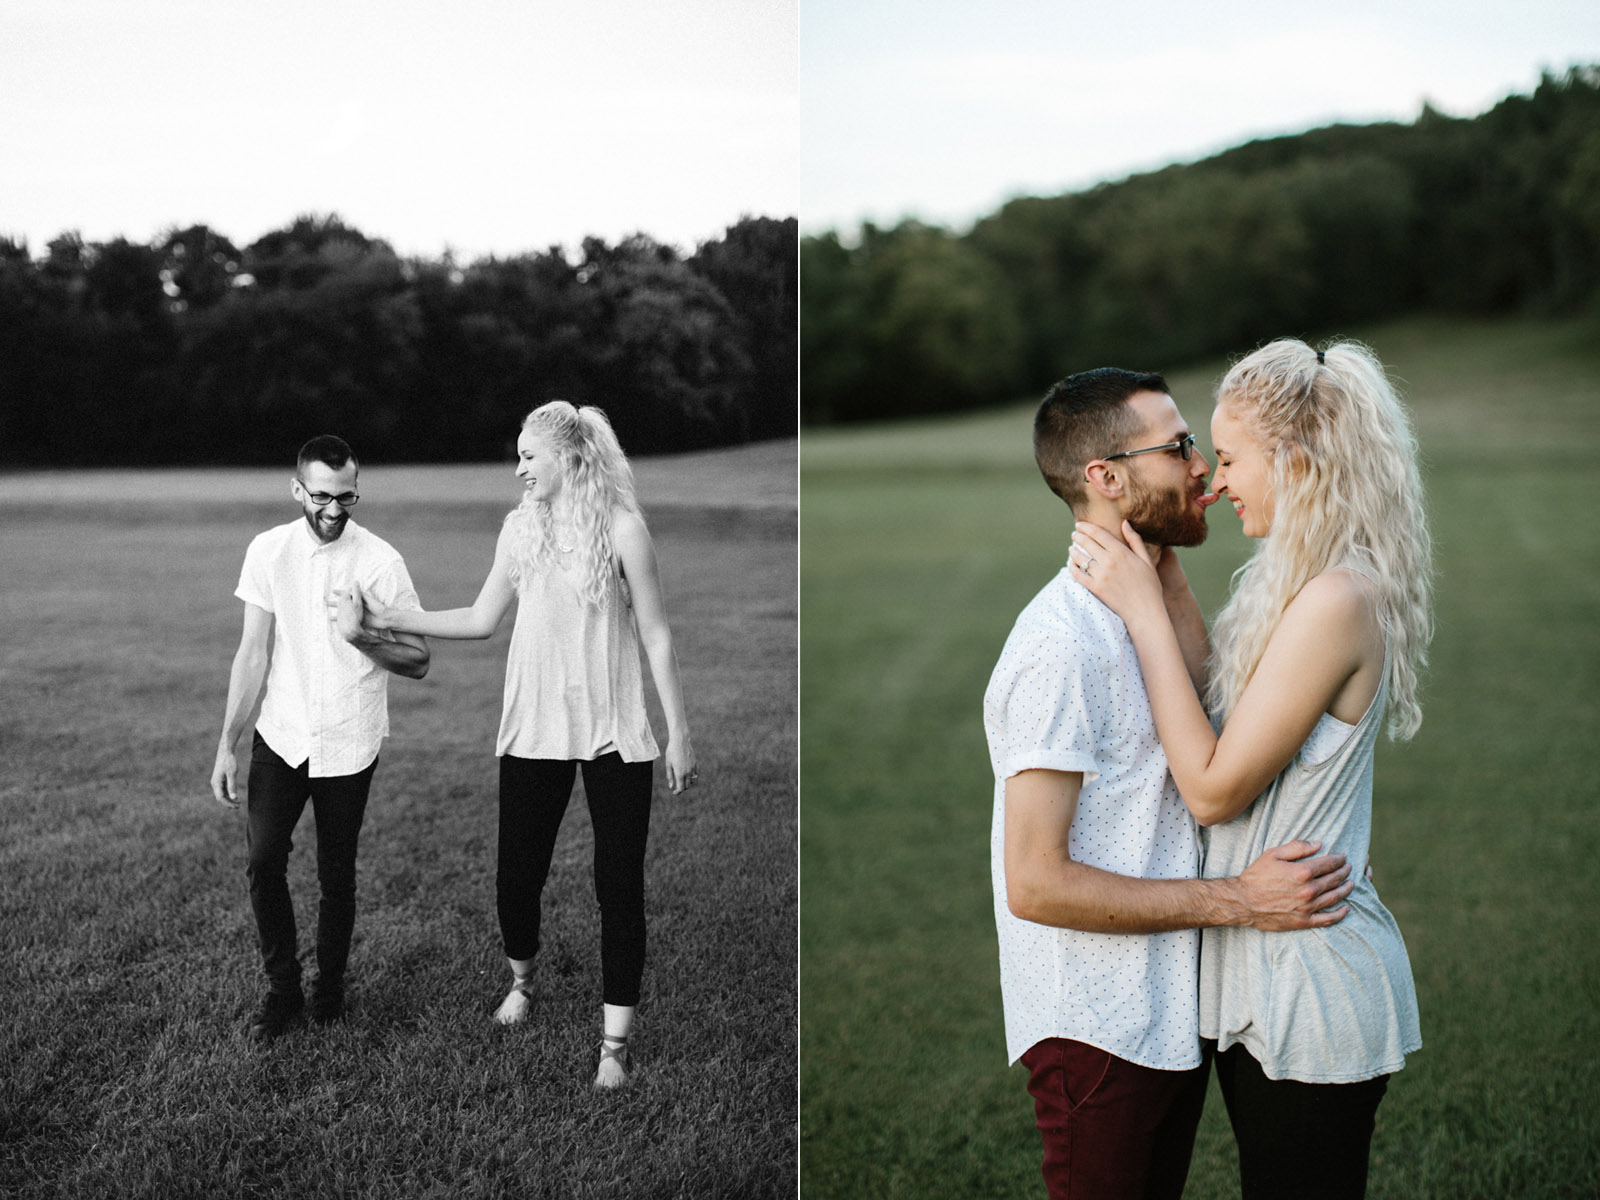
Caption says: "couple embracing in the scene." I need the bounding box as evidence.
[209,401,695,1090]
[986,340,1430,1198]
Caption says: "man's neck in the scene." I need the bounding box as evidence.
[1075,513,1164,568]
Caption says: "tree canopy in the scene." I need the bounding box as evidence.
[0,215,796,466]
[803,66,1600,423]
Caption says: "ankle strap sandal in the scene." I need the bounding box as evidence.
[594,1033,632,1088]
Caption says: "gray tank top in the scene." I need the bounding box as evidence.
[1199,641,1421,1082]
[494,527,659,764]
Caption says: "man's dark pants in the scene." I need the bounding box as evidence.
[1021,1037,1212,1200]
[246,733,376,998]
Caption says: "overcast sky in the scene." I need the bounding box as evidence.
[1,0,797,260]
[6,3,1595,258]
[803,0,1600,235]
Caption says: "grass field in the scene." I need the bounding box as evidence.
[800,316,1600,1199]
[0,440,797,1199]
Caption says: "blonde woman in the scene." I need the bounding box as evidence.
[354,401,696,1089]
[1070,340,1430,1198]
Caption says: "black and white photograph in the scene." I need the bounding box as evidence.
[1,2,796,1196]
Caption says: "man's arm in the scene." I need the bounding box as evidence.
[210,603,274,809]
[332,583,430,679]
[1003,768,1353,933]
[337,612,430,679]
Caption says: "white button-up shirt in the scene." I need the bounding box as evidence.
[235,518,421,777]
[985,567,1203,1070]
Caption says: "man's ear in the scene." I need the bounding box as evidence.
[1082,460,1125,500]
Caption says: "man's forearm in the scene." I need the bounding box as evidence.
[347,630,430,679]
[217,650,269,751]
[1009,859,1247,934]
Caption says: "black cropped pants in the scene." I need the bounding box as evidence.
[496,753,654,1006]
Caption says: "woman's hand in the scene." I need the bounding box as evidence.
[357,583,399,632]
[329,586,366,643]
[665,738,698,796]
[1069,520,1167,628]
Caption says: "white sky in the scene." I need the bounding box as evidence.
[803,0,1600,235]
[1,0,798,261]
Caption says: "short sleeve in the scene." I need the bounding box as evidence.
[366,554,422,614]
[234,534,274,612]
[993,634,1109,785]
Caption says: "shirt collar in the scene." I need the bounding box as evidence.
[298,517,360,554]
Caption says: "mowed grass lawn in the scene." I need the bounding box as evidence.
[0,441,796,1199]
[800,317,1600,1199]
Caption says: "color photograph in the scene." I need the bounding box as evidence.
[801,2,1600,1197]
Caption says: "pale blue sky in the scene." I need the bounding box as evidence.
[1,0,798,259]
[803,0,1600,235]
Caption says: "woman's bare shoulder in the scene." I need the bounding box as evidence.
[1285,568,1383,648]
[1300,566,1379,609]
[611,507,652,550]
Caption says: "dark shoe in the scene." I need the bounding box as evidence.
[309,987,346,1026]
[246,990,304,1042]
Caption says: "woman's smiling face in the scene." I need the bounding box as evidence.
[1209,405,1274,538]
[514,430,564,502]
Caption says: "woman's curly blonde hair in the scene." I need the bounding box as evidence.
[1206,339,1434,741]
[502,400,640,607]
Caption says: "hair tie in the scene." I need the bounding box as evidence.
[1316,350,1326,365]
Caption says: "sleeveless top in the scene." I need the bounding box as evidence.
[494,524,660,763]
[1199,639,1421,1083]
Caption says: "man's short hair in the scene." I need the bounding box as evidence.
[297,435,357,474]
[1033,368,1169,510]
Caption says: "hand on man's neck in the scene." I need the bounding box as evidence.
[1074,511,1165,569]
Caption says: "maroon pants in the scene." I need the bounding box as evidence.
[1021,1038,1210,1200]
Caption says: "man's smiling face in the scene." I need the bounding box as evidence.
[294,460,359,544]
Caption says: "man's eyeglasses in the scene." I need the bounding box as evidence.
[1102,433,1196,463]
[297,479,360,507]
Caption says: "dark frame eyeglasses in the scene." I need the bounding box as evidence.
[1102,433,1196,463]
[296,478,360,507]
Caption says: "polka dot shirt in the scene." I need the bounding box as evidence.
[985,567,1203,1069]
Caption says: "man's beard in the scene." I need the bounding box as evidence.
[1125,473,1208,548]
[303,506,349,543]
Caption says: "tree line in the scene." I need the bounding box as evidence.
[0,214,797,466]
[803,65,1600,424]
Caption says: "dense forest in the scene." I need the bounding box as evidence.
[0,214,797,465]
[803,66,1600,423]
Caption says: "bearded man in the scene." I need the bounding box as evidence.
[209,435,430,1041]
[984,369,1356,1199]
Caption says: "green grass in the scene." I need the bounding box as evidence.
[800,316,1600,1198]
[0,443,796,1199]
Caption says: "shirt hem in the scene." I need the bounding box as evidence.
[1208,1031,1420,1083]
[1006,1031,1204,1073]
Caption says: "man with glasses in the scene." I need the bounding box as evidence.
[210,435,430,1041]
[985,369,1355,1198]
